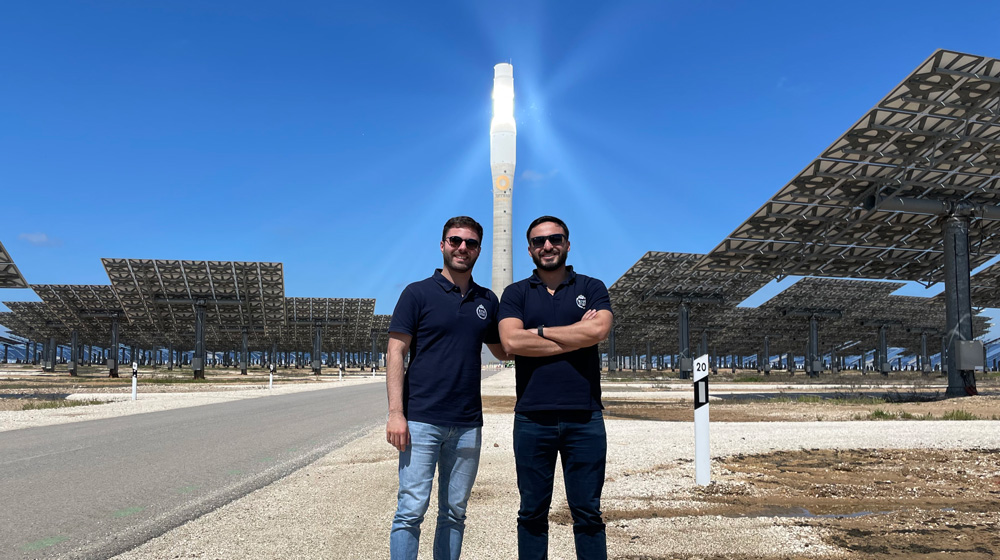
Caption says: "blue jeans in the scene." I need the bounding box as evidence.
[513,410,607,560]
[390,421,482,560]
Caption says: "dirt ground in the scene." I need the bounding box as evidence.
[678,448,1000,560]
[483,393,1000,559]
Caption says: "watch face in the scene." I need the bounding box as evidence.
[495,174,510,191]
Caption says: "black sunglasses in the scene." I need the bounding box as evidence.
[444,236,481,250]
[529,234,566,248]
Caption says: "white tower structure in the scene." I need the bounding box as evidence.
[491,63,516,299]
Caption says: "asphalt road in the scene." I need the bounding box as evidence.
[0,383,386,559]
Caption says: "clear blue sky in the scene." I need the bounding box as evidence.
[2,0,1000,334]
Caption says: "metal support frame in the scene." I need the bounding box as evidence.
[921,332,930,373]
[70,329,79,376]
[108,317,119,377]
[941,336,948,374]
[43,337,55,372]
[607,327,616,373]
[678,302,692,379]
[942,214,979,396]
[763,335,771,374]
[193,300,206,379]
[312,323,323,374]
[645,340,651,372]
[878,325,890,375]
[241,329,249,375]
[807,316,819,377]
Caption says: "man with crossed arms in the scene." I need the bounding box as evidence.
[499,215,614,560]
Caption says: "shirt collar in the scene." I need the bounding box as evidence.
[432,269,481,296]
[528,265,576,288]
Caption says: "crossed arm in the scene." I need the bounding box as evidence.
[499,309,613,358]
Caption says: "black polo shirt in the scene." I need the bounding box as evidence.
[389,269,500,427]
[498,266,612,412]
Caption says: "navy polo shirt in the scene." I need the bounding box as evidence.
[389,269,500,427]
[498,266,612,412]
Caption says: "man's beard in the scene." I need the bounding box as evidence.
[444,251,477,273]
[532,250,567,271]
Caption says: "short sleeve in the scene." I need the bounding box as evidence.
[498,282,525,322]
[587,278,613,314]
[388,285,420,336]
[484,292,501,344]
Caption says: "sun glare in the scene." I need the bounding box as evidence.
[491,64,515,130]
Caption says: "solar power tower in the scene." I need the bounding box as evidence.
[491,63,516,299]
[700,50,1000,397]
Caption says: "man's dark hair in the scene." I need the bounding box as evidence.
[442,216,484,241]
[526,215,569,241]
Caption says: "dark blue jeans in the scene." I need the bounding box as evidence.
[513,410,607,560]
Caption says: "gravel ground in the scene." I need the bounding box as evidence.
[5,369,998,559]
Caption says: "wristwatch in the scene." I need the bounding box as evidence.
[537,325,545,338]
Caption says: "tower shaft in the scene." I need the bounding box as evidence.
[490,63,515,299]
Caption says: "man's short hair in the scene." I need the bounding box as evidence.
[526,215,569,241]
[442,216,484,241]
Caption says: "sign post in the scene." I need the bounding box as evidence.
[694,353,710,485]
[131,361,139,401]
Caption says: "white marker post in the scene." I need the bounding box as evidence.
[693,353,710,485]
[131,361,139,401]
[269,362,275,390]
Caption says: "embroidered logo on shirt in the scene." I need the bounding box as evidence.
[476,304,488,320]
[576,295,587,309]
